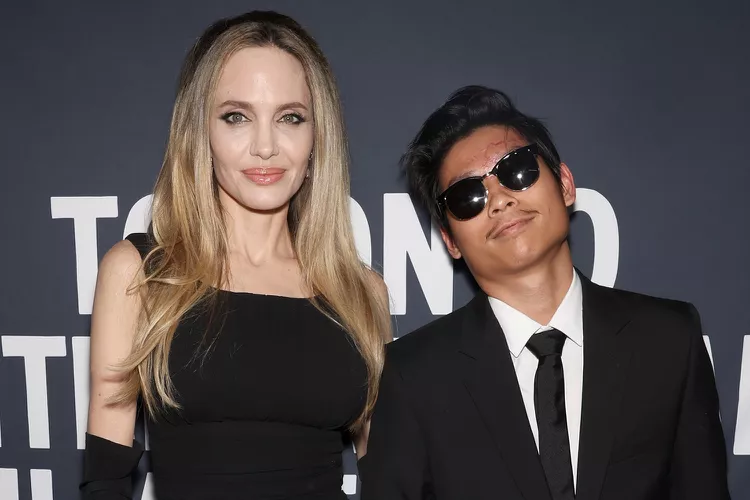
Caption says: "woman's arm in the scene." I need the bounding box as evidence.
[80,240,145,499]
[87,240,143,443]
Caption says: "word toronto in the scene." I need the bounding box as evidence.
[0,192,747,499]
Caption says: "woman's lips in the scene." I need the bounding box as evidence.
[242,167,285,185]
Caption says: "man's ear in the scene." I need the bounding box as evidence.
[559,162,576,207]
[441,225,462,259]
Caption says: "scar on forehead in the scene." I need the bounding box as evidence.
[466,131,519,166]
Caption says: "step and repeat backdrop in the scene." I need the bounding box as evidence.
[0,1,748,498]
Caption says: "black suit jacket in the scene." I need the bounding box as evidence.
[359,275,730,500]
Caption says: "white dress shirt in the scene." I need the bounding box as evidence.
[488,271,584,489]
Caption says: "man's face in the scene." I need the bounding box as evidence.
[438,125,576,282]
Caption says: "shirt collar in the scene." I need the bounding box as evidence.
[487,270,584,358]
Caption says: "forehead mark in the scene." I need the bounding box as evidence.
[441,127,529,190]
[464,131,525,171]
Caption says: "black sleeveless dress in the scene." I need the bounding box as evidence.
[128,233,368,500]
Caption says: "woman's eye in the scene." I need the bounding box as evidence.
[221,112,247,124]
[280,113,305,125]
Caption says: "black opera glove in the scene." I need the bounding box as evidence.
[80,432,144,499]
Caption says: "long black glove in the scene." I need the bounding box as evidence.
[80,433,144,499]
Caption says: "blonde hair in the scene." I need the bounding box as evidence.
[114,11,390,431]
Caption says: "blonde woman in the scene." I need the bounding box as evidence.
[80,11,391,500]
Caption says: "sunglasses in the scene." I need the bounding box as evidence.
[437,143,541,221]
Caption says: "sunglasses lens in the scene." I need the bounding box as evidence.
[444,179,487,220]
[496,149,540,190]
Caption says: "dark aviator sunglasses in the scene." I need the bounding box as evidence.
[437,143,541,221]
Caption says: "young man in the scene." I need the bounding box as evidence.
[359,86,730,500]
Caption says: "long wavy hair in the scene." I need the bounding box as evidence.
[112,11,391,431]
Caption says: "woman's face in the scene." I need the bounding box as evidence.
[209,46,314,213]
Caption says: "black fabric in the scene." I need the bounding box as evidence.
[80,433,143,499]
[124,232,153,259]
[527,329,575,500]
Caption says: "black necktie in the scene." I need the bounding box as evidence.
[526,329,576,500]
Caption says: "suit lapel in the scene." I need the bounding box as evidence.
[459,294,552,500]
[575,275,634,500]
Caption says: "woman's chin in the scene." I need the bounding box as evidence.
[239,198,291,215]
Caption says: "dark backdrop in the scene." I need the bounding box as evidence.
[0,1,748,498]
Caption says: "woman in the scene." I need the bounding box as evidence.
[81,11,391,500]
